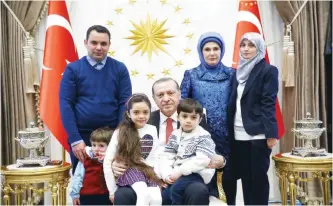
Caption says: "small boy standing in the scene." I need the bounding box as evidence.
[156,98,216,205]
[70,127,113,205]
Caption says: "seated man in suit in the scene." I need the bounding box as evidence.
[111,77,226,205]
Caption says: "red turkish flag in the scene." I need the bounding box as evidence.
[39,0,79,152]
[232,0,285,138]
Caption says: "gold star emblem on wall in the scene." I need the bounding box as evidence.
[174,5,182,13]
[131,69,139,77]
[160,0,167,5]
[107,21,114,26]
[109,3,193,76]
[162,68,170,76]
[186,33,194,39]
[129,0,137,5]
[175,60,183,67]
[115,8,123,14]
[146,73,155,79]
[184,48,191,54]
[108,50,116,57]
[183,18,190,25]
[125,14,174,61]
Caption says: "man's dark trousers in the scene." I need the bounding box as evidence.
[162,173,208,205]
[114,174,209,205]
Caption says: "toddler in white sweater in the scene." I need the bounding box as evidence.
[156,98,216,205]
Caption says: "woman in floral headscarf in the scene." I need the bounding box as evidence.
[180,32,236,205]
[227,32,279,205]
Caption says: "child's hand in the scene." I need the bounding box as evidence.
[73,198,80,206]
[109,194,115,203]
[96,152,105,161]
[164,175,174,184]
[161,182,168,188]
[170,171,182,182]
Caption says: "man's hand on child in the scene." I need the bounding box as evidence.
[208,154,225,169]
[109,194,115,203]
[72,142,87,162]
[73,198,80,206]
[112,160,127,177]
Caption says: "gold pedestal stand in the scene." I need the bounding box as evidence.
[273,153,332,205]
[1,162,71,205]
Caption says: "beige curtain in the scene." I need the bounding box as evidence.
[274,0,330,203]
[274,0,329,152]
[1,1,46,166]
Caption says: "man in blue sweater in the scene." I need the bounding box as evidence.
[59,25,132,172]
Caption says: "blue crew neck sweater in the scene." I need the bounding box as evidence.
[59,56,132,144]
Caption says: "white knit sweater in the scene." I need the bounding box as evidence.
[155,126,216,184]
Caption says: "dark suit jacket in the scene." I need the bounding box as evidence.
[227,59,279,140]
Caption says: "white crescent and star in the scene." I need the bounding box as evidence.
[232,10,263,65]
[42,14,76,71]
[237,11,263,35]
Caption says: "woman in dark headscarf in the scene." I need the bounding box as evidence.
[180,32,236,205]
[228,32,279,205]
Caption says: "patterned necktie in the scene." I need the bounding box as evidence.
[93,62,103,70]
[166,118,173,144]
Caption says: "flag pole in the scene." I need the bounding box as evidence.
[62,147,66,163]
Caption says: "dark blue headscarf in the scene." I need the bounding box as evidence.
[197,32,226,70]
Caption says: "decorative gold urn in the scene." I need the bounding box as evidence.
[15,122,50,167]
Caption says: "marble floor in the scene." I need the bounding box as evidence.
[209,197,284,206]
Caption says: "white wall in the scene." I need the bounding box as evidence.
[35,0,284,204]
